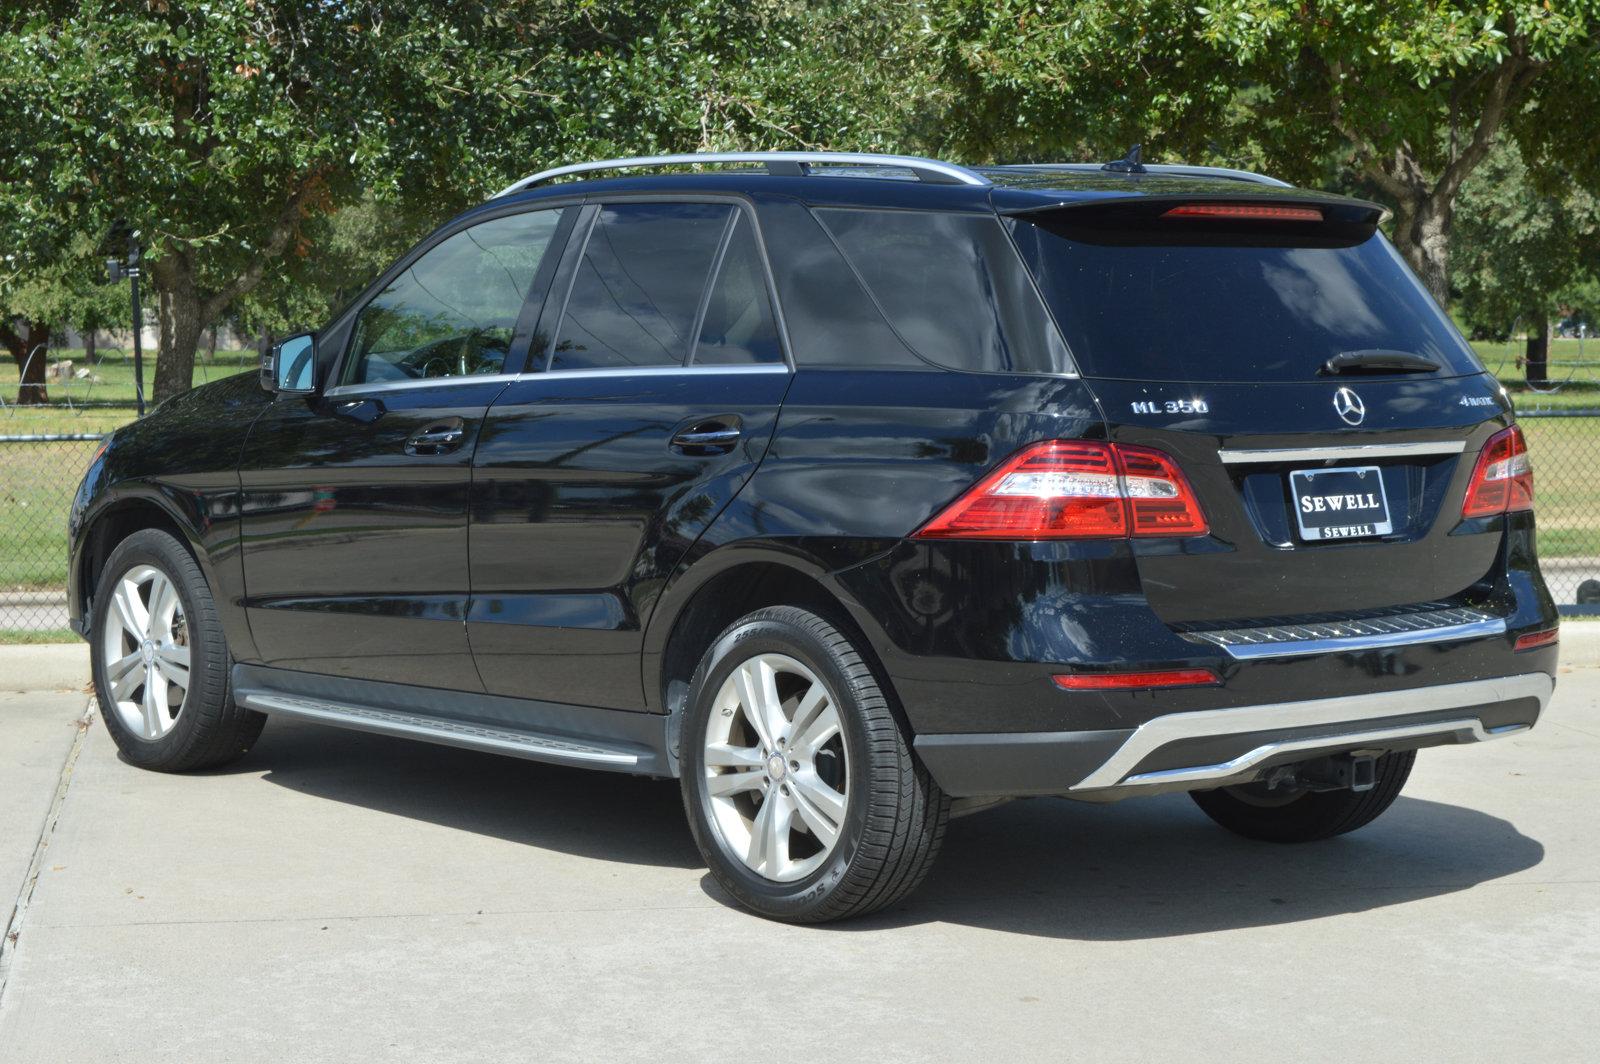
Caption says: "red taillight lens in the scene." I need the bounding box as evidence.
[1116,445,1209,536]
[914,441,1207,541]
[1162,204,1324,222]
[1462,426,1534,518]
[1513,627,1559,652]
[1054,668,1220,690]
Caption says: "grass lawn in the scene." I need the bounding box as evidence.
[0,628,80,644]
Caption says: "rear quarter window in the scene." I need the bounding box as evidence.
[815,208,1069,375]
[1008,214,1483,383]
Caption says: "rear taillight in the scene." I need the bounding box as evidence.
[914,441,1207,541]
[1462,426,1534,518]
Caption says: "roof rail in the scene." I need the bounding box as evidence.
[492,151,992,198]
[994,162,1292,188]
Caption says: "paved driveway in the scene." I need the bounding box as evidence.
[2,663,1596,1063]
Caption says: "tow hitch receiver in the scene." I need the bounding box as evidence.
[1295,754,1379,793]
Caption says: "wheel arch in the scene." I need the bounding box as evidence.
[76,489,215,636]
[644,547,903,727]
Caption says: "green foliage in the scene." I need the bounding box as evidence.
[1454,141,1600,335]
[0,1,928,395]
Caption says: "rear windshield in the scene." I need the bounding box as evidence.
[1008,215,1483,382]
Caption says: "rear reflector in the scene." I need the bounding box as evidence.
[1162,204,1325,222]
[1513,627,1559,652]
[914,440,1207,541]
[1462,425,1534,518]
[1054,669,1220,691]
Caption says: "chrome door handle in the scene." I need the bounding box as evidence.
[670,421,742,454]
[405,418,467,455]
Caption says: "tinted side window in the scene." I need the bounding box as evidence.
[344,209,564,385]
[693,213,783,365]
[816,208,1069,374]
[551,203,732,371]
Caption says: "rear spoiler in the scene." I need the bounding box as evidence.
[998,188,1388,227]
[1001,191,1389,242]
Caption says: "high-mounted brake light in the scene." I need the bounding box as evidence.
[1054,669,1220,690]
[1462,425,1534,518]
[914,441,1208,541]
[1162,204,1324,222]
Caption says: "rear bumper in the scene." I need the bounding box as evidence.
[915,672,1552,799]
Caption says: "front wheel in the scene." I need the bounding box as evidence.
[90,528,266,772]
[679,607,948,923]
[1190,750,1416,843]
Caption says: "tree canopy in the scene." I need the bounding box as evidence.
[933,0,1600,302]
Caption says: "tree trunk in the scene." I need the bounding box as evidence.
[205,325,217,364]
[1525,317,1550,384]
[84,328,97,364]
[150,254,205,404]
[2,319,49,405]
[1389,194,1454,308]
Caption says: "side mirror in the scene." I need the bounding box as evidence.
[261,333,316,395]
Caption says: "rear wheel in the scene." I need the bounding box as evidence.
[1190,750,1416,843]
[679,606,948,923]
[91,528,265,772]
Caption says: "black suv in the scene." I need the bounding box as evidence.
[68,151,1559,923]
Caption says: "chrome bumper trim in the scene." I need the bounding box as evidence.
[1217,441,1466,464]
[1180,607,1505,660]
[1071,673,1552,791]
[1120,719,1528,789]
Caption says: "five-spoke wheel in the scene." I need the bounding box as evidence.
[681,606,948,923]
[91,528,265,771]
[100,563,192,739]
[702,653,850,883]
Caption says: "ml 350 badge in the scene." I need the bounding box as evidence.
[1290,465,1393,541]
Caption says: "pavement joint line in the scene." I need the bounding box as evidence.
[1548,719,1600,741]
[0,697,95,1009]
[25,878,1600,934]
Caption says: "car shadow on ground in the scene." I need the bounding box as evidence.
[242,719,1543,939]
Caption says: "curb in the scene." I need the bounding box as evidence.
[0,644,90,692]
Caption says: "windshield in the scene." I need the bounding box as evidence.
[1008,215,1483,383]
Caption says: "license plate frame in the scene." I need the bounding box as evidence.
[1289,465,1393,542]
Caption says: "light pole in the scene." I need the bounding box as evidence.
[105,233,145,416]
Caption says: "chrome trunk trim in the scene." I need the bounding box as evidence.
[1216,441,1467,464]
[1180,606,1504,660]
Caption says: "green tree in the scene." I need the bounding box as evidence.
[1453,142,1600,382]
[0,1,922,403]
[1,234,128,404]
[933,1,1600,305]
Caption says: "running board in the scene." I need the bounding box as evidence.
[233,666,669,775]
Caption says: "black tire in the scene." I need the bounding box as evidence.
[90,528,266,772]
[679,606,948,923]
[1190,750,1416,843]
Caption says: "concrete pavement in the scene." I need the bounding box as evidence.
[0,658,1596,1062]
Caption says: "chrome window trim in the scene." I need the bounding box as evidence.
[1070,672,1552,790]
[1217,440,1468,464]
[495,152,991,197]
[323,373,522,398]
[321,363,791,398]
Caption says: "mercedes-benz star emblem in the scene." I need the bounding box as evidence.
[1333,386,1366,426]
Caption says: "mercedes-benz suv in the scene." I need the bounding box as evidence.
[68,151,1559,923]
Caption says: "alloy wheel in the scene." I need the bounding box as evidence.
[100,564,191,740]
[702,653,850,883]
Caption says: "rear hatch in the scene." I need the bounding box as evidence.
[1006,194,1513,623]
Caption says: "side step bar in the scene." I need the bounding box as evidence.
[233,665,669,775]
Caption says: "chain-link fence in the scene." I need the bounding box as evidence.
[1519,410,1600,614]
[2,417,1598,637]
[2,434,103,637]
